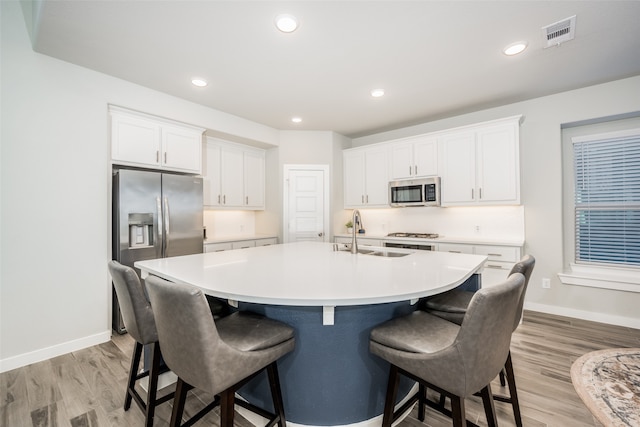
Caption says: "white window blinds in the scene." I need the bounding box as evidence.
[573,129,640,267]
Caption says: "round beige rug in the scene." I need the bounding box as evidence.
[571,348,640,427]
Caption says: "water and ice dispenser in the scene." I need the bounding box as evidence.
[128,213,154,248]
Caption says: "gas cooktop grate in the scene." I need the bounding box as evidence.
[387,232,439,239]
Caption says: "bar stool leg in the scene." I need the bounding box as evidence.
[125,342,143,411]
[505,351,523,427]
[382,365,400,427]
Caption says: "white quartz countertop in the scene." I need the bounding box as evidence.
[135,241,487,307]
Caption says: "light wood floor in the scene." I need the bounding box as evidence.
[1,310,639,427]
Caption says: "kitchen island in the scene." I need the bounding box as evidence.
[135,241,487,427]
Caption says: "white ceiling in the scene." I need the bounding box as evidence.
[27,1,640,138]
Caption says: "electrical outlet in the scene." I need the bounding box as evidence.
[475,225,480,233]
[542,278,551,289]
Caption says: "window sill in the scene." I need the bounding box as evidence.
[558,264,640,293]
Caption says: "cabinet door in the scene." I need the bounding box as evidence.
[203,143,222,206]
[439,131,476,205]
[244,150,265,208]
[389,143,414,180]
[476,123,519,204]
[413,137,438,177]
[344,150,366,207]
[111,114,161,167]
[161,125,202,173]
[364,148,389,205]
[220,145,244,206]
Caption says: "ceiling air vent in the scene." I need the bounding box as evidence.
[542,15,576,48]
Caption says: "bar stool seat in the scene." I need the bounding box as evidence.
[108,261,174,427]
[370,273,525,427]
[145,275,295,427]
[422,255,535,427]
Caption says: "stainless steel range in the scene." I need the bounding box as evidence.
[385,232,439,251]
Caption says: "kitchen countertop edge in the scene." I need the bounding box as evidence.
[333,233,524,247]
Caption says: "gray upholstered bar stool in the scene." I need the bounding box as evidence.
[422,255,535,427]
[145,274,295,427]
[108,261,174,427]
[370,273,525,427]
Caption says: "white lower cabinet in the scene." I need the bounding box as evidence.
[438,243,521,288]
[204,237,278,253]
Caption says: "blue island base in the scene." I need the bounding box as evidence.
[237,301,417,426]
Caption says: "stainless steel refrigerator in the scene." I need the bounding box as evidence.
[112,168,203,333]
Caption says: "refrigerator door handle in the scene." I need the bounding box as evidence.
[156,196,163,257]
[164,196,170,253]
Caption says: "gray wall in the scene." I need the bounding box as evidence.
[353,76,640,327]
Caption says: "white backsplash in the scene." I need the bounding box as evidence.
[345,205,525,240]
[204,210,256,238]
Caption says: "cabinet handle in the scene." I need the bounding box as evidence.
[246,196,248,205]
[471,188,474,199]
[164,152,167,163]
[448,250,462,253]
[409,166,412,175]
[414,165,418,175]
[223,195,226,204]
[479,188,482,199]
[366,195,369,203]
[486,264,506,269]
[488,253,502,257]
[362,195,364,203]
[156,151,160,163]
[217,195,221,204]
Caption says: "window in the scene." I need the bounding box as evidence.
[573,129,640,267]
[559,116,640,292]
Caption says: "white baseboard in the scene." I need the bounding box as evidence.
[524,302,640,330]
[0,330,112,373]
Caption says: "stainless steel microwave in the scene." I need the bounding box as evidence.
[389,177,441,207]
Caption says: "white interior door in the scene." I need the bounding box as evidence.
[284,165,329,243]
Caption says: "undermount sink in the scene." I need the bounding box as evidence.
[369,251,410,258]
[356,249,375,255]
[335,245,411,257]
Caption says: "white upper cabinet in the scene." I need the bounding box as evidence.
[244,149,265,208]
[390,136,438,179]
[110,106,204,174]
[439,117,521,206]
[203,137,265,210]
[344,145,389,208]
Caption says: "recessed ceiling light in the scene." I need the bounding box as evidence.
[275,14,298,33]
[371,89,385,98]
[191,78,208,87]
[291,117,302,123]
[503,42,528,56]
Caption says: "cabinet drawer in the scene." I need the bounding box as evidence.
[255,238,278,247]
[232,240,256,250]
[204,242,233,253]
[474,245,519,262]
[438,243,473,254]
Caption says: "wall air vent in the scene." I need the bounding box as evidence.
[542,15,576,48]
